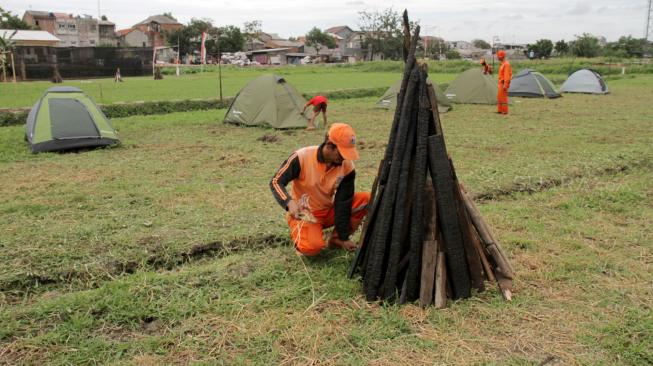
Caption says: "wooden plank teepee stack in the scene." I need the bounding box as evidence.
[348,11,514,307]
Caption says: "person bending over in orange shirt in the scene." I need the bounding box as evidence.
[301,95,328,130]
[270,123,370,256]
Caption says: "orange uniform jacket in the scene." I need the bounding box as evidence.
[498,60,512,90]
[270,145,356,240]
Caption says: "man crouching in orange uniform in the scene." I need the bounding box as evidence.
[270,123,370,256]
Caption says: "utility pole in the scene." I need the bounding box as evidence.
[647,0,652,40]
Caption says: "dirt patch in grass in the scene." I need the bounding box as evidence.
[257,134,281,143]
[1,234,290,297]
[473,157,652,202]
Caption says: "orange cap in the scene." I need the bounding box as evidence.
[327,123,359,161]
[497,50,506,58]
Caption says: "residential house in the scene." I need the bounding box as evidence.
[22,11,57,34]
[22,10,116,47]
[1,29,60,80]
[133,15,184,48]
[325,25,365,62]
[495,43,527,59]
[248,47,291,65]
[99,20,117,46]
[116,28,149,47]
[447,40,489,59]
[258,32,302,52]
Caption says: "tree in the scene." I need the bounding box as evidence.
[0,7,33,29]
[165,18,214,56]
[472,39,491,49]
[423,37,448,59]
[527,39,553,58]
[571,33,601,57]
[305,27,336,53]
[358,7,407,60]
[0,29,17,82]
[101,15,108,21]
[162,12,177,21]
[243,20,262,51]
[444,48,461,60]
[554,40,569,56]
[215,26,245,53]
[605,36,650,58]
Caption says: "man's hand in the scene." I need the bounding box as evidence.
[328,236,357,252]
[340,240,357,251]
[287,200,301,219]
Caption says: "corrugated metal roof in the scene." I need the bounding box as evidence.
[24,10,52,17]
[249,47,291,54]
[0,29,60,42]
[137,15,182,25]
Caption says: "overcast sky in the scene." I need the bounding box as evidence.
[5,0,650,43]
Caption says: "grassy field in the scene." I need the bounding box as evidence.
[0,65,458,109]
[0,70,652,364]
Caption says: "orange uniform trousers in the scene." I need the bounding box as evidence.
[287,192,370,256]
[497,84,509,114]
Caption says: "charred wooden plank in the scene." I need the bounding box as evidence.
[427,135,471,299]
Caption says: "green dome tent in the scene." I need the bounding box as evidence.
[376,79,452,112]
[25,86,120,153]
[509,69,561,98]
[444,69,497,104]
[224,74,310,128]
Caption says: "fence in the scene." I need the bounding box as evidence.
[11,46,155,80]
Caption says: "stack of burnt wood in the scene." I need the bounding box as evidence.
[348,11,515,308]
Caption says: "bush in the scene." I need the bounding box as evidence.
[102,98,233,118]
[0,111,28,127]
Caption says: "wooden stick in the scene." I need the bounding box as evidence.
[419,186,437,307]
[459,184,514,279]
[495,271,513,301]
[453,180,485,291]
[434,248,447,309]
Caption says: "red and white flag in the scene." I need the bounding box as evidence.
[200,32,207,64]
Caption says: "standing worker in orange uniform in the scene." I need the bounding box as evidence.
[301,95,328,130]
[497,50,512,114]
[270,123,370,256]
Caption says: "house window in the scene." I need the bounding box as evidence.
[68,23,76,30]
[58,23,66,30]
[35,20,40,26]
[90,40,96,45]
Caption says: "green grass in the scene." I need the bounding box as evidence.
[0,65,457,109]
[0,72,652,364]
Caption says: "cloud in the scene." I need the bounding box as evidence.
[567,2,592,15]
[345,0,365,5]
[502,14,524,20]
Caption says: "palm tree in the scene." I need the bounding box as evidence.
[0,30,17,82]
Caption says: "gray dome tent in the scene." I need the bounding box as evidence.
[25,86,120,153]
[560,69,609,94]
[376,79,452,112]
[508,69,561,98]
[224,74,310,128]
